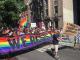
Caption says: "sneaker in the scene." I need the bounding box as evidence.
[54,54,59,60]
[55,54,59,57]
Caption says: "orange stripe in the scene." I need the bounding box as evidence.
[25,35,30,39]
[24,38,30,41]
[20,17,27,26]
[0,42,9,45]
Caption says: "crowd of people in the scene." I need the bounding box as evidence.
[1,26,78,59]
[0,26,56,37]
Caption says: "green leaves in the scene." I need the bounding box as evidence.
[0,0,27,27]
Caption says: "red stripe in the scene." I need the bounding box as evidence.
[0,37,8,42]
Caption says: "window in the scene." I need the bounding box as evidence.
[54,6,58,13]
[54,0,58,6]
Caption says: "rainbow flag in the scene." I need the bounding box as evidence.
[20,16,27,28]
[19,15,31,28]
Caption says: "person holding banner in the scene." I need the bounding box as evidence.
[52,30,60,58]
[75,30,80,50]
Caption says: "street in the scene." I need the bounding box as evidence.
[15,45,80,60]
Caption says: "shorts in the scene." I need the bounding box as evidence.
[52,40,59,45]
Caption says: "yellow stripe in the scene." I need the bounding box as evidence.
[24,38,30,41]
[0,42,9,45]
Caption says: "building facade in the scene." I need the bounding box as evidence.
[24,0,77,29]
[73,0,80,26]
[46,0,63,29]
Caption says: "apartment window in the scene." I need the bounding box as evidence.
[54,6,58,13]
[54,0,58,6]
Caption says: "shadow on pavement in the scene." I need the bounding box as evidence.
[45,46,75,59]
[46,49,54,58]
[46,49,60,60]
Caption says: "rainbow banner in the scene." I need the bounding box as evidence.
[0,35,31,53]
[0,37,10,50]
[24,35,31,43]
[0,33,52,54]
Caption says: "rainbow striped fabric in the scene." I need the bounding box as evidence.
[0,37,10,50]
[20,15,31,29]
[0,35,31,53]
[0,33,52,54]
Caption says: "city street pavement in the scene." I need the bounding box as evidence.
[14,44,80,60]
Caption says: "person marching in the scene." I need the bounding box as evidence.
[52,30,60,58]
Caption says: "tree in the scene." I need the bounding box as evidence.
[0,0,27,28]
